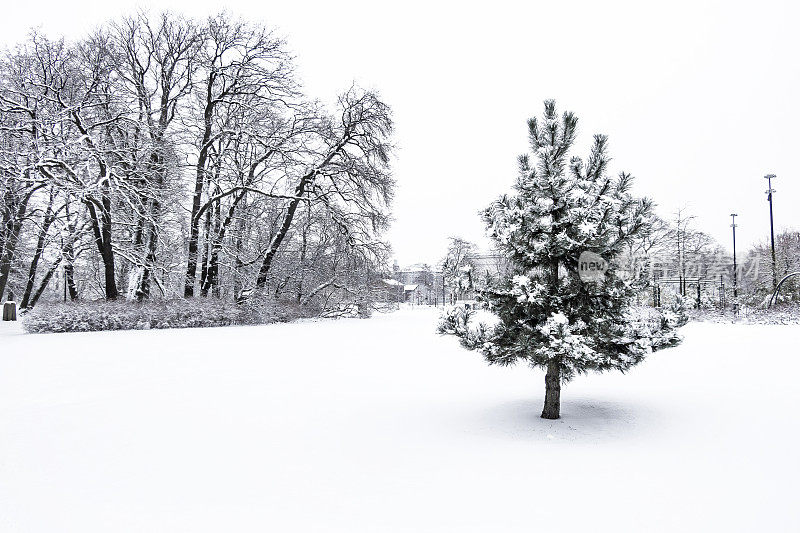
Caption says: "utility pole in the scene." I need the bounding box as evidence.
[765,174,777,291]
[674,208,694,297]
[730,214,738,299]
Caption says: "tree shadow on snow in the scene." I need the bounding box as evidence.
[465,397,660,444]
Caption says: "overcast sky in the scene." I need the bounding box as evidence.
[3,0,798,266]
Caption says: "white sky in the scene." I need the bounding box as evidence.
[3,0,799,266]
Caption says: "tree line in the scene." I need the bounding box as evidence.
[0,11,394,311]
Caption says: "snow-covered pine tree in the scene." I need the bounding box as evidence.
[445,101,684,419]
[441,237,477,301]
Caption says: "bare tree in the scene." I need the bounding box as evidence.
[254,88,394,292]
[0,14,395,309]
[112,11,203,299]
[184,15,296,297]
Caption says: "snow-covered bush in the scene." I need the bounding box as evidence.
[664,295,690,328]
[438,305,501,351]
[461,309,502,350]
[625,305,684,352]
[437,305,472,336]
[23,298,318,333]
[237,298,319,325]
[698,290,718,310]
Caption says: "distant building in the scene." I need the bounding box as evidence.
[468,253,510,281]
[451,252,511,302]
[390,253,510,305]
[392,262,445,305]
[403,283,431,304]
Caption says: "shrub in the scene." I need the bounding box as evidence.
[22,298,319,334]
[237,298,319,325]
[438,305,501,351]
[625,304,686,352]
[438,305,472,336]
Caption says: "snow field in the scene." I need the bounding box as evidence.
[1,308,798,532]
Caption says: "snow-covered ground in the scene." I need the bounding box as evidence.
[1,308,798,532]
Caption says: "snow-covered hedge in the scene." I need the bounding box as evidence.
[22,298,317,334]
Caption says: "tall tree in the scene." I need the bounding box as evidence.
[440,237,477,301]
[19,186,61,308]
[30,31,125,300]
[0,13,395,308]
[184,15,296,297]
[442,101,684,419]
[113,11,202,299]
[254,88,393,291]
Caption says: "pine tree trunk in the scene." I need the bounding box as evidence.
[541,360,561,419]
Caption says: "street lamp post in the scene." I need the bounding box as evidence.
[765,174,777,291]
